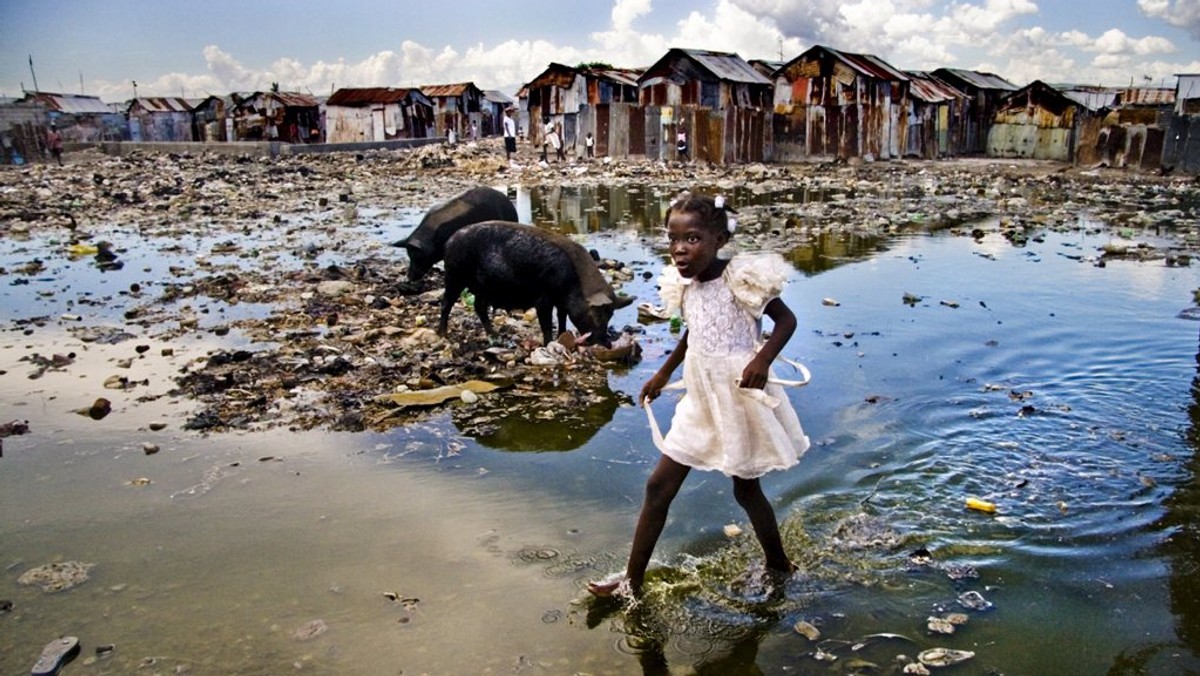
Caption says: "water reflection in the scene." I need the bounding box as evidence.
[1160,320,1200,667]
[452,379,628,452]
[513,183,850,238]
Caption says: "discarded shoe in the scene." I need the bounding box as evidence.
[637,302,671,321]
[31,636,80,676]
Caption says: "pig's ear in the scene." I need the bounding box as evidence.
[614,293,635,308]
[588,291,611,308]
[404,238,425,252]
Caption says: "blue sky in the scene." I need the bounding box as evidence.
[2,0,1199,101]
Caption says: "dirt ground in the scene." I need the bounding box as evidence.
[2,138,1197,434]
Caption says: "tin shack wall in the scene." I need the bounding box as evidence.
[771,56,903,161]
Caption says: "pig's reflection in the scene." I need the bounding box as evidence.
[452,380,628,452]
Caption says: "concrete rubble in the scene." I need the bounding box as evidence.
[1,138,1197,434]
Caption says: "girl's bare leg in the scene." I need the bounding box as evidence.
[732,476,793,573]
[589,455,691,596]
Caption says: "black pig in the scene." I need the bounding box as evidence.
[394,186,517,281]
[439,221,634,346]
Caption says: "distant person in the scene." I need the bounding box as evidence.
[470,120,478,141]
[446,125,457,145]
[677,126,689,162]
[541,117,553,162]
[585,132,595,158]
[503,108,517,162]
[587,191,808,598]
[45,123,63,166]
[553,122,565,161]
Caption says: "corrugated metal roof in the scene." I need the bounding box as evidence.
[906,71,966,103]
[749,59,785,78]
[527,63,577,89]
[1118,87,1175,105]
[1060,87,1116,111]
[640,48,770,87]
[22,92,112,114]
[131,97,193,113]
[935,68,1018,91]
[327,88,429,106]
[824,47,909,82]
[422,83,479,98]
[483,90,514,104]
[685,49,771,84]
[271,92,318,107]
[586,67,643,88]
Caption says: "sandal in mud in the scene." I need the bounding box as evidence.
[31,636,80,676]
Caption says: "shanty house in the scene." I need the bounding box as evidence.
[771,45,910,162]
[481,90,514,137]
[525,63,644,156]
[0,97,50,164]
[638,48,773,163]
[127,97,195,142]
[422,82,485,141]
[904,72,968,159]
[988,80,1090,161]
[1079,87,1173,169]
[578,67,642,157]
[232,91,320,143]
[18,91,125,143]
[324,88,434,143]
[192,94,248,142]
[1164,74,1200,172]
[524,63,586,150]
[931,68,1017,155]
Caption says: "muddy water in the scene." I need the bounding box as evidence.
[2,185,1200,674]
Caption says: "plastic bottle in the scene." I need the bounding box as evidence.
[965,497,996,513]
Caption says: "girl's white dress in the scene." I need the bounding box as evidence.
[657,253,809,479]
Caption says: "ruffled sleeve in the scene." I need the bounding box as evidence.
[657,264,686,316]
[725,253,791,318]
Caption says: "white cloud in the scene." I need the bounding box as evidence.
[612,0,653,31]
[1139,0,1200,38]
[675,0,791,57]
[76,0,1200,101]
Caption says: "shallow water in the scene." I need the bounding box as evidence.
[2,184,1200,674]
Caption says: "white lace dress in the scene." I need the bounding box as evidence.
[657,254,810,479]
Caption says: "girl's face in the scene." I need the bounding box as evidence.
[667,210,728,280]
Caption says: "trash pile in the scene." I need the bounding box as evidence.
[1,141,1198,434]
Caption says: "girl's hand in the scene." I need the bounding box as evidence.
[639,371,670,405]
[740,355,771,390]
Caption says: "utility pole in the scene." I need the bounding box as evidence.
[28,54,40,93]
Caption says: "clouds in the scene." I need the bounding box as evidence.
[1140,0,1200,38]
[47,0,1200,102]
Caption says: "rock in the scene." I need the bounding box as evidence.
[78,398,112,420]
[316,280,355,296]
[793,620,820,641]
[142,442,160,455]
[917,648,975,668]
[292,619,328,641]
[18,561,96,592]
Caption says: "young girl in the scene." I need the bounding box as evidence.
[589,192,809,597]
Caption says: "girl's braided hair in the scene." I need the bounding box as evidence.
[664,191,737,235]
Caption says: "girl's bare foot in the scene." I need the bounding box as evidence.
[586,579,623,597]
[586,575,638,598]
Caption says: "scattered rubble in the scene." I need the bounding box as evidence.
[17,561,95,593]
[2,141,1198,434]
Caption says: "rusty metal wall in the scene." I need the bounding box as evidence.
[628,105,646,156]
[1163,114,1200,172]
